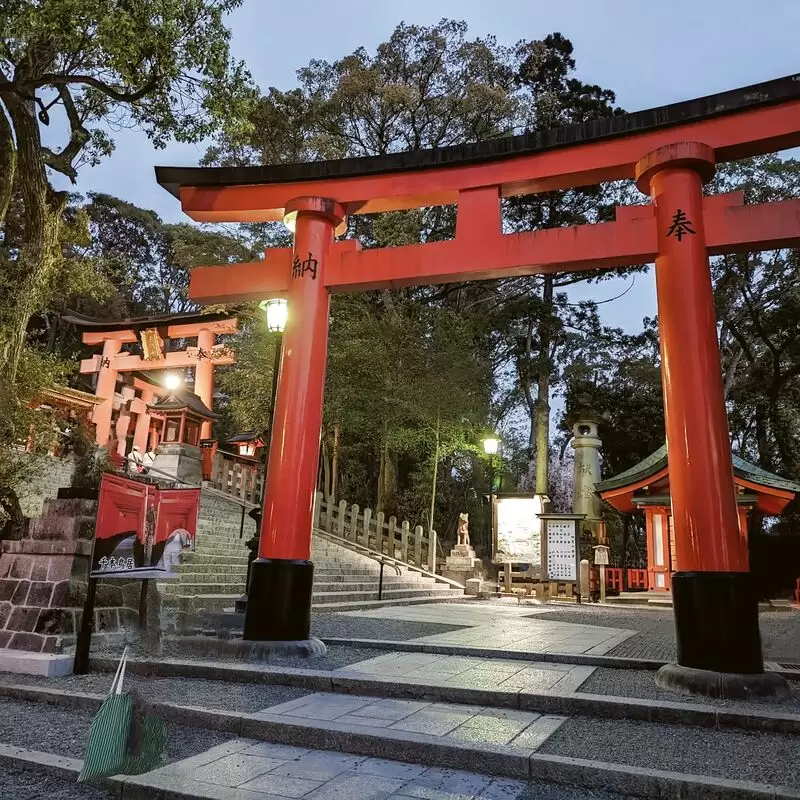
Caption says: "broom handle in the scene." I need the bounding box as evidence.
[110,646,129,695]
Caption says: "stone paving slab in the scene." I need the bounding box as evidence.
[336,652,594,694]
[126,738,531,799]
[341,603,636,656]
[258,692,566,751]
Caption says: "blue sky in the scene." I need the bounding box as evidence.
[59,0,800,330]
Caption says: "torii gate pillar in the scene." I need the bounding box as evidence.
[243,197,345,643]
[636,143,783,696]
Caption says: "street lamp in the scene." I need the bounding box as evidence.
[164,372,182,391]
[482,436,500,560]
[260,298,288,334]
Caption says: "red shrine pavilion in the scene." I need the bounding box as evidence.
[597,445,800,592]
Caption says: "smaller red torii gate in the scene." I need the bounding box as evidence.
[158,75,800,697]
[66,310,237,448]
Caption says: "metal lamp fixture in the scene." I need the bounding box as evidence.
[260,298,289,333]
[482,436,500,455]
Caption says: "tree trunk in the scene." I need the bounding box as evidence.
[331,423,340,503]
[534,275,554,496]
[428,412,441,537]
[376,437,398,513]
[0,103,16,225]
[1,95,66,387]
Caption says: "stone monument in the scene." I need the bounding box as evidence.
[569,404,604,543]
[441,513,482,585]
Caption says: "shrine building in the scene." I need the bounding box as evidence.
[597,445,800,592]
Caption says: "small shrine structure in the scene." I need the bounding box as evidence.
[147,389,218,483]
[597,445,800,592]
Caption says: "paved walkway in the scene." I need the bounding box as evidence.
[340,603,635,656]
[128,739,532,799]
[339,652,594,693]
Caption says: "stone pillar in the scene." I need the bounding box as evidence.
[92,338,122,448]
[244,196,345,643]
[635,142,785,697]
[114,386,135,458]
[571,416,603,540]
[195,329,216,441]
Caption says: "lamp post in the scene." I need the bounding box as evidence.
[482,436,500,560]
[236,298,288,613]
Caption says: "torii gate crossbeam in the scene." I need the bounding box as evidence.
[158,75,800,698]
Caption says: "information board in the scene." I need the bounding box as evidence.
[545,519,578,581]
[91,473,199,579]
[495,495,544,570]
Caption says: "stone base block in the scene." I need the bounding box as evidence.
[170,635,328,660]
[465,578,482,596]
[0,649,73,677]
[655,662,790,700]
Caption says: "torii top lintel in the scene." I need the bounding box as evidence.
[156,74,800,222]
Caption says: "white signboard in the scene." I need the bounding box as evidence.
[546,520,578,581]
[495,496,544,568]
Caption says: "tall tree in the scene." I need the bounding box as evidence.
[0,0,252,385]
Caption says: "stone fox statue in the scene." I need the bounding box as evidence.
[457,512,470,546]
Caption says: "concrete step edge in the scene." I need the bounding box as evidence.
[0,690,796,800]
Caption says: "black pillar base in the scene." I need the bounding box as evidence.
[243,558,314,642]
[672,571,762,673]
[662,571,790,699]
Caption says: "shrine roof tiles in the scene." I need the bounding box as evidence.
[62,308,236,333]
[148,389,219,419]
[596,444,800,495]
[155,73,800,196]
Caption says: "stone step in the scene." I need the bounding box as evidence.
[181,554,250,565]
[172,570,249,583]
[175,562,248,575]
[163,590,462,614]
[311,593,463,611]
[311,587,452,603]
[311,580,439,592]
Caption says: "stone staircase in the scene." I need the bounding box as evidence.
[160,492,463,616]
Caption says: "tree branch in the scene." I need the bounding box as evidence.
[33,73,158,103]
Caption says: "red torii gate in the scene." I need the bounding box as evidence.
[157,74,800,696]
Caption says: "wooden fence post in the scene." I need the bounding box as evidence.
[414,525,423,566]
[375,512,385,553]
[428,530,437,573]
[349,504,360,541]
[325,497,334,533]
[336,500,347,537]
[362,507,372,548]
[313,491,323,529]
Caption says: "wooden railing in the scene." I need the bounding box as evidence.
[206,449,264,505]
[314,492,437,574]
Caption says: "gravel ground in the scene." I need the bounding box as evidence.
[541,717,800,787]
[311,614,468,642]
[579,667,800,713]
[93,642,396,671]
[0,672,310,713]
[0,765,115,800]
[534,605,800,662]
[519,784,633,800]
[0,699,232,763]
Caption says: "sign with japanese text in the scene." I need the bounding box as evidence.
[90,473,199,579]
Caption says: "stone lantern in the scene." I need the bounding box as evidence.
[147,389,218,483]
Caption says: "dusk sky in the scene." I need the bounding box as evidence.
[55,0,800,331]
